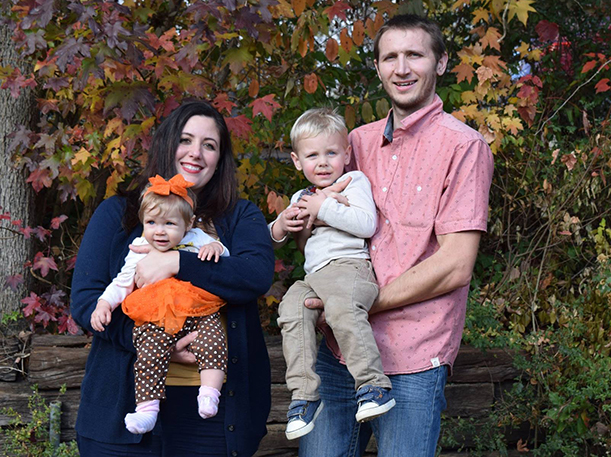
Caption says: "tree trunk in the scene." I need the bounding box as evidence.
[0,21,36,318]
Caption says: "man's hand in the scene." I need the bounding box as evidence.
[321,176,351,207]
[91,299,113,332]
[170,331,198,364]
[198,241,224,262]
[303,297,327,327]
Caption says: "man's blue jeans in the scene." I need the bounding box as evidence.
[299,339,448,457]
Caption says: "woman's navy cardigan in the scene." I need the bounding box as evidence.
[71,196,274,456]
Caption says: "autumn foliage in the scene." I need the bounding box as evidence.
[1,0,611,452]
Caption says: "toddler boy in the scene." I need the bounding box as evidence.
[269,108,395,440]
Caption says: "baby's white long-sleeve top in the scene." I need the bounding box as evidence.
[98,227,229,310]
[270,171,377,275]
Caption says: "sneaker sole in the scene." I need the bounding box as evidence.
[355,398,396,423]
[285,402,324,440]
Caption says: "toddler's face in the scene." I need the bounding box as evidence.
[291,132,350,188]
[142,207,189,252]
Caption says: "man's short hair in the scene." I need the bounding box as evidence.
[374,14,447,63]
[290,107,348,152]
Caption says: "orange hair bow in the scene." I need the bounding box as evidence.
[145,174,195,208]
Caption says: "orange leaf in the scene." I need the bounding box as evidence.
[373,13,384,34]
[340,28,353,53]
[304,73,318,94]
[249,79,259,98]
[480,27,501,51]
[344,105,356,129]
[353,20,365,46]
[306,0,315,6]
[275,195,288,214]
[452,63,475,83]
[291,0,306,16]
[298,38,308,58]
[267,190,278,214]
[595,78,610,93]
[325,38,339,61]
[365,18,375,39]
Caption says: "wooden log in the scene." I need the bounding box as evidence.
[0,336,22,382]
[0,381,79,442]
[445,383,494,417]
[28,335,91,390]
[450,346,519,383]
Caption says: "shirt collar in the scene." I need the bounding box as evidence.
[381,95,444,145]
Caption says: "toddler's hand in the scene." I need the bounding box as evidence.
[91,299,112,332]
[198,241,224,262]
[296,190,328,229]
[271,205,304,241]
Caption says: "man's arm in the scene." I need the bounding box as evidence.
[371,230,481,314]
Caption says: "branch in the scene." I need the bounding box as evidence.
[535,59,611,137]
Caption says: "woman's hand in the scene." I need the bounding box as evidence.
[133,249,180,288]
[170,332,198,364]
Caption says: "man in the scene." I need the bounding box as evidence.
[299,14,494,456]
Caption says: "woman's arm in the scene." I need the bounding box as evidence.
[134,200,275,304]
[70,198,137,352]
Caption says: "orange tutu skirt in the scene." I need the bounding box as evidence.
[122,278,225,335]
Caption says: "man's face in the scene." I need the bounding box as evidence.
[374,27,448,120]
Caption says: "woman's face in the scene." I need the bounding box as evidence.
[174,115,221,191]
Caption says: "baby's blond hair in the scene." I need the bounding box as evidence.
[290,107,348,152]
[138,186,197,226]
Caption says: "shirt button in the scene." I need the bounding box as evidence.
[417,186,422,192]
[371,245,376,251]
[232,357,239,364]
[382,187,387,192]
[231,452,238,457]
[385,219,389,224]
[228,425,235,432]
[392,155,397,160]
[230,321,237,329]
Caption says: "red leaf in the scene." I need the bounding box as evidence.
[32,226,52,242]
[595,78,610,93]
[249,94,282,122]
[50,215,68,229]
[535,20,559,42]
[213,93,237,115]
[225,115,253,140]
[274,259,286,273]
[324,1,351,21]
[65,256,77,271]
[58,314,80,335]
[22,292,43,317]
[34,306,58,327]
[32,252,58,277]
[581,60,598,73]
[4,274,24,292]
[19,226,33,239]
[26,168,53,192]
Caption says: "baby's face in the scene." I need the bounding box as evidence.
[142,207,188,252]
[291,132,351,188]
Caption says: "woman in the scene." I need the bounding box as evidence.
[71,101,275,456]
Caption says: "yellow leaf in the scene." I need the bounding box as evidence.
[486,113,501,130]
[471,8,489,24]
[516,41,530,58]
[72,148,92,166]
[451,0,470,10]
[141,116,156,135]
[362,102,374,123]
[461,90,477,104]
[504,104,518,116]
[376,99,390,119]
[104,118,124,138]
[345,105,356,129]
[104,171,125,199]
[528,48,543,61]
[509,0,536,26]
[270,0,295,18]
[503,116,523,135]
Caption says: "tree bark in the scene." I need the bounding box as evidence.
[0,21,36,317]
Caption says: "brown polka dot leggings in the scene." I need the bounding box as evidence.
[132,313,227,403]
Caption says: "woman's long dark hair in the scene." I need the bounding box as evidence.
[122,101,238,231]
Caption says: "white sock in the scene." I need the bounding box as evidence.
[198,386,221,419]
[124,400,160,434]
